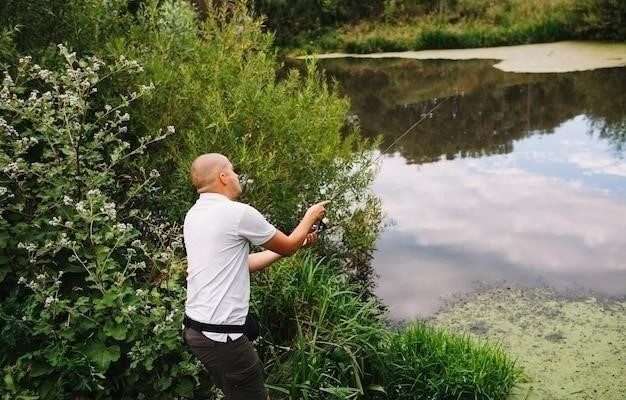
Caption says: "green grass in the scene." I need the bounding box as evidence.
[252,253,522,399]
[287,0,624,55]
[377,323,522,400]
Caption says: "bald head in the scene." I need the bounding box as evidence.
[190,153,230,193]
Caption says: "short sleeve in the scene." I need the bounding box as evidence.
[238,205,277,246]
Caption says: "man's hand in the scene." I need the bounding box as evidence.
[301,231,318,247]
[262,200,330,257]
[304,200,330,223]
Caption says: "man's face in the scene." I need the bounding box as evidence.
[223,161,242,199]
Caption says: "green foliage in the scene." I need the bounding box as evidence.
[252,254,521,400]
[571,0,626,40]
[376,323,522,400]
[0,48,203,399]
[0,1,524,399]
[253,253,385,399]
[96,1,382,273]
[252,0,383,45]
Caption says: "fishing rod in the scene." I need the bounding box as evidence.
[314,96,451,233]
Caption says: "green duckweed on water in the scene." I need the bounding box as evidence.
[433,288,626,399]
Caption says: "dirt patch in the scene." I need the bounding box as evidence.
[433,287,626,399]
[300,41,626,73]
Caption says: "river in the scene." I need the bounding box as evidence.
[299,49,626,320]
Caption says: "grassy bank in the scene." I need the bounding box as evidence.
[254,253,522,399]
[286,0,625,54]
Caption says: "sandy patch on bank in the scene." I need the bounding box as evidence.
[299,41,626,73]
[433,288,626,399]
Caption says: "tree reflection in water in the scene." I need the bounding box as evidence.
[306,58,626,163]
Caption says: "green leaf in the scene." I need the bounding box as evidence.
[85,341,120,371]
[0,263,9,283]
[175,377,195,398]
[104,320,128,340]
[155,376,172,391]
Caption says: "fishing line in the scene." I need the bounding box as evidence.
[315,96,451,233]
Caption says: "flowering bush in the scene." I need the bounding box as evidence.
[0,47,203,399]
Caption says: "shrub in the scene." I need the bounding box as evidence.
[0,47,203,399]
[97,1,383,275]
[571,0,626,40]
[251,0,384,45]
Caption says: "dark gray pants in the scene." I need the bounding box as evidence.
[183,327,268,400]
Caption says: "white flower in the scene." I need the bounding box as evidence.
[36,273,46,281]
[149,169,160,178]
[62,195,73,205]
[104,104,112,112]
[131,239,142,248]
[37,69,52,80]
[75,201,87,213]
[135,288,147,297]
[102,202,116,219]
[2,162,19,174]
[166,126,175,134]
[44,296,57,308]
[0,187,7,196]
[120,113,130,122]
[49,216,62,226]
[18,277,26,285]
[86,189,101,197]
[165,312,175,323]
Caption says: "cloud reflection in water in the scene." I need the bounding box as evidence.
[373,116,626,319]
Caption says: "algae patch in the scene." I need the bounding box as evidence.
[433,288,626,400]
[300,41,626,73]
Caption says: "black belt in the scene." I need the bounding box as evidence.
[183,315,245,333]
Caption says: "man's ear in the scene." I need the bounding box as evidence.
[218,172,227,186]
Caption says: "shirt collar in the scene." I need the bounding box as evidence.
[198,192,230,201]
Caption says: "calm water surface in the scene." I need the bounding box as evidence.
[315,58,626,319]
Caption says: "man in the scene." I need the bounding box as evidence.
[182,153,328,400]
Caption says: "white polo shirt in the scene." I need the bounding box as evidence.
[184,192,276,342]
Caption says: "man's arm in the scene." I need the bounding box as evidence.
[248,250,282,273]
[261,200,328,257]
[249,232,318,272]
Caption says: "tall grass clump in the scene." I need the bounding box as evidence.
[252,253,385,399]
[251,253,522,400]
[375,323,522,400]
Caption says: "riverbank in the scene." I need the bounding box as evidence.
[434,287,626,399]
[285,0,625,56]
